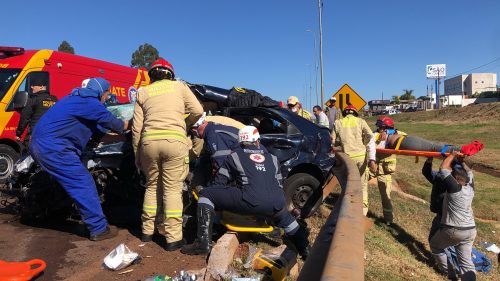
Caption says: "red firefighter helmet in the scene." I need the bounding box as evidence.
[342,105,358,116]
[148,58,175,78]
[376,116,394,129]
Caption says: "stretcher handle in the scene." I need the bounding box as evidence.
[26,259,46,277]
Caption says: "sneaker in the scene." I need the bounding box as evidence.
[165,239,186,251]
[90,226,118,241]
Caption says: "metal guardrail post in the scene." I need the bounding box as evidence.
[298,152,364,281]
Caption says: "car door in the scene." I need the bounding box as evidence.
[225,107,302,163]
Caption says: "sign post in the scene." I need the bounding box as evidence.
[426,64,446,109]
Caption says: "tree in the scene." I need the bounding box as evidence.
[131,43,160,68]
[400,89,415,100]
[392,95,401,104]
[58,40,75,54]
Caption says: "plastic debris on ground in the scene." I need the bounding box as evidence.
[103,243,140,271]
[479,242,500,254]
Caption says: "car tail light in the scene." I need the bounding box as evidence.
[0,46,25,58]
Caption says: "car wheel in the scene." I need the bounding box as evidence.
[284,173,322,218]
[0,144,19,184]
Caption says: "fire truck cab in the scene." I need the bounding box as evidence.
[0,46,150,183]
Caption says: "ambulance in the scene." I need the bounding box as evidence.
[0,46,150,182]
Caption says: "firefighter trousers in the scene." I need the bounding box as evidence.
[350,155,369,216]
[375,173,393,223]
[140,139,189,243]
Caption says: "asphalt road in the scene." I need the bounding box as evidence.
[0,204,205,281]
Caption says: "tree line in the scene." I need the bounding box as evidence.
[57,41,161,69]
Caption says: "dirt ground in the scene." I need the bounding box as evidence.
[0,209,206,281]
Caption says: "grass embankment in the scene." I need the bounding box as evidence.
[360,103,500,280]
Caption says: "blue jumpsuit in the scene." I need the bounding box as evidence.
[29,79,124,236]
[199,144,299,234]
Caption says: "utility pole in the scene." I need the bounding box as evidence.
[318,0,325,105]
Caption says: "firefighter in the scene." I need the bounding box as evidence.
[331,105,376,216]
[181,126,310,259]
[29,77,128,241]
[287,96,312,121]
[370,116,407,225]
[16,75,58,143]
[132,58,203,250]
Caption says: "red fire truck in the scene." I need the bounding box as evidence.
[0,46,150,182]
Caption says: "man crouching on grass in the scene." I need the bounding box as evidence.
[429,151,476,281]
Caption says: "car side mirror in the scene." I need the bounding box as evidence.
[6,91,29,112]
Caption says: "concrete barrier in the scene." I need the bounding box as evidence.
[298,152,364,281]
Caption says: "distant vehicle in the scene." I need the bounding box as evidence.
[387,109,398,115]
[404,107,417,112]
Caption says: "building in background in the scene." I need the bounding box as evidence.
[443,73,497,107]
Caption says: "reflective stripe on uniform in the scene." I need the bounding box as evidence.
[271,155,282,180]
[340,116,359,128]
[349,151,366,160]
[142,130,187,140]
[143,204,157,214]
[198,197,215,208]
[165,209,182,218]
[231,152,249,185]
[212,150,232,157]
[214,129,239,140]
[284,220,299,234]
[219,167,230,178]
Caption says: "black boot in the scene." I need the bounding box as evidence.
[287,226,310,260]
[181,204,214,256]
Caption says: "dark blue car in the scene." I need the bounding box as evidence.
[190,83,335,218]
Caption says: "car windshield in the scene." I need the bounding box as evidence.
[0,68,22,102]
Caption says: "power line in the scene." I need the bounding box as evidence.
[448,56,500,77]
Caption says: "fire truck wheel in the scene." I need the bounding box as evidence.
[0,144,19,184]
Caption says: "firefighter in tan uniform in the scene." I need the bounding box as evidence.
[370,116,407,225]
[331,105,376,216]
[132,58,203,250]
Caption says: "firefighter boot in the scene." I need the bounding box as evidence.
[288,226,310,260]
[181,204,214,256]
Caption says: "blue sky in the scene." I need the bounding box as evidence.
[3,0,499,110]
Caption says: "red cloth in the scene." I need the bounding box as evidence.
[460,140,484,156]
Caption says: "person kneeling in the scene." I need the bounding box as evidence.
[181,126,310,259]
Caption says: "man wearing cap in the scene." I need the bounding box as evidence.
[132,59,203,250]
[30,77,129,241]
[325,96,339,132]
[287,96,312,121]
[16,75,57,142]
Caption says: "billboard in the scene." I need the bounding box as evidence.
[426,64,446,79]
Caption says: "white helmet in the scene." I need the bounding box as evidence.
[192,112,207,128]
[81,78,90,88]
[238,126,260,143]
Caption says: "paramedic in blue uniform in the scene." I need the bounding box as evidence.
[29,78,128,241]
[182,126,310,259]
[191,113,267,173]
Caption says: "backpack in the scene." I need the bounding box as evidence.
[445,246,492,273]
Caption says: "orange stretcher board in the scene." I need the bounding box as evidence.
[376,148,450,158]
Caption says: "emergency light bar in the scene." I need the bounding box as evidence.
[0,46,25,58]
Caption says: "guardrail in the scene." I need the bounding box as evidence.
[298,152,364,281]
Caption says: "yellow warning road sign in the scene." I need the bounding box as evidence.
[326,83,366,111]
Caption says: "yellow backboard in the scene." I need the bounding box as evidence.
[326,84,367,111]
